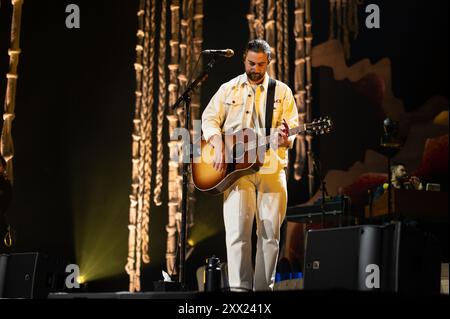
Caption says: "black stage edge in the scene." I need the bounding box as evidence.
[2,291,446,318]
[45,291,448,317]
[46,290,450,301]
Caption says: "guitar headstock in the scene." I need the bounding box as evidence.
[305,116,333,136]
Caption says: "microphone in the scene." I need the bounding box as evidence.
[202,49,234,58]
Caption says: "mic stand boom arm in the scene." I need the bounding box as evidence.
[171,56,216,111]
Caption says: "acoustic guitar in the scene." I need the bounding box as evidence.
[192,117,332,194]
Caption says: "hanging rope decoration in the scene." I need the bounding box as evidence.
[292,0,315,196]
[142,0,157,266]
[272,0,290,86]
[246,0,256,41]
[282,0,289,84]
[125,0,145,292]
[126,0,157,292]
[177,0,195,126]
[274,1,282,78]
[255,0,265,40]
[185,0,194,84]
[165,0,181,278]
[304,0,314,197]
[176,0,190,276]
[276,0,283,81]
[329,0,362,60]
[265,0,275,78]
[153,0,167,207]
[293,0,307,183]
[177,0,188,131]
[1,0,24,183]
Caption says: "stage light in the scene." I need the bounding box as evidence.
[71,164,130,283]
[77,275,86,284]
[187,197,223,249]
[74,211,127,282]
[188,221,221,249]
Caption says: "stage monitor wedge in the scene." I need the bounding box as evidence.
[303,222,441,294]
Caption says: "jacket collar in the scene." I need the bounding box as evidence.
[240,72,270,91]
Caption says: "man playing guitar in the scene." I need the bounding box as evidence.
[201,39,299,291]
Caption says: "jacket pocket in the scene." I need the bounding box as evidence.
[223,96,244,132]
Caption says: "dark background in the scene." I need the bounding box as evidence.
[0,0,448,291]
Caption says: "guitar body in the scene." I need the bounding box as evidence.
[192,128,264,194]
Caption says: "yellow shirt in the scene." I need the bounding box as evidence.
[201,73,299,174]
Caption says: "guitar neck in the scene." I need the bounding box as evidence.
[261,124,307,145]
[240,117,331,151]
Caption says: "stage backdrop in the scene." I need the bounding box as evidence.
[0,0,447,291]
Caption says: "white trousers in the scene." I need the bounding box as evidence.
[223,169,287,291]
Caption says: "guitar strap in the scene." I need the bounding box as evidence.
[265,78,277,148]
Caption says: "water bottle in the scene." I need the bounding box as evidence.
[204,256,221,292]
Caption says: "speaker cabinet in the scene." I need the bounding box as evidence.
[0,252,63,298]
[303,222,441,293]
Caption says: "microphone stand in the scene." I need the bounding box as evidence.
[382,145,400,221]
[312,153,329,228]
[171,55,217,288]
[380,118,402,222]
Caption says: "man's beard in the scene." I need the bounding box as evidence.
[247,71,264,82]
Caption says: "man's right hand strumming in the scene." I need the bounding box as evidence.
[209,134,226,172]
